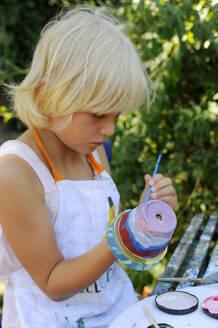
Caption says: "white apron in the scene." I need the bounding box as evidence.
[0,140,137,328]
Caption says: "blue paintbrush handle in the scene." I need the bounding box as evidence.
[145,154,162,203]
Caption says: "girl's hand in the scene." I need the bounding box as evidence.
[139,174,177,209]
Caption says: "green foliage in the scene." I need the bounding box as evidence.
[0,0,217,294]
[0,0,61,129]
[0,0,60,69]
[0,106,13,123]
[109,0,218,216]
[107,0,218,291]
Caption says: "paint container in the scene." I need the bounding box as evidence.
[155,291,198,315]
[202,295,218,319]
[146,324,174,328]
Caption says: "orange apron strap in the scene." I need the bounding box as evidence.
[87,153,104,175]
[33,130,104,180]
[33,130,63,182]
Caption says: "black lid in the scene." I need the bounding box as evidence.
[155,291,199,315]
[146,324,174,328]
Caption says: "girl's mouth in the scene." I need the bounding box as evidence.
[90,142,103,147]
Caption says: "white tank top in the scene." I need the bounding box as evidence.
[0,139,137,328]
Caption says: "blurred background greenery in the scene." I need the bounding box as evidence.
[0,0,217,304]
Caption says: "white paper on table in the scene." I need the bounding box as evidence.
[109,284,218,328]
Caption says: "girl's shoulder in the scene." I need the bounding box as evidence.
[0,135,56,194]
[0,133,49,197]
[0,149,44,199]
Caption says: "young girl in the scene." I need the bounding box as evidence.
[0,6,177,328]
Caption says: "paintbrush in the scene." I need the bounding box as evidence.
[143,305,160,328]
[145,154,162,203]
[157,276,218,284]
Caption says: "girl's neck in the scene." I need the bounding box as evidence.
[18,129,94,181]
[37,129,78,161]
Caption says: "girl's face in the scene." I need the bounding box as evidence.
[52,112,120,154]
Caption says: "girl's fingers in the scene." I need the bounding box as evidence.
[149,174,163,185]
[150,176,173,191]
[151,186,175,199]
[139,174,151,203]
[140,173,178,208]
[149,174,177,209]
[145,174,152,185]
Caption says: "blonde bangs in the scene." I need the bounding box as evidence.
[7,6,151,129]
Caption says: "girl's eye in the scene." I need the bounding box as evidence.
[91,112,120,120]
[92,113,105,119]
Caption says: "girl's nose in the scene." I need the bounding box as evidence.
[100,115,116,136]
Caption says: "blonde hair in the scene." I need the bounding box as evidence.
[8,5,152,129]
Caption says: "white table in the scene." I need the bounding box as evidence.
[109,284,218,328]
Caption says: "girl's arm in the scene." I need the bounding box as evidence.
[0,155,115,302]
